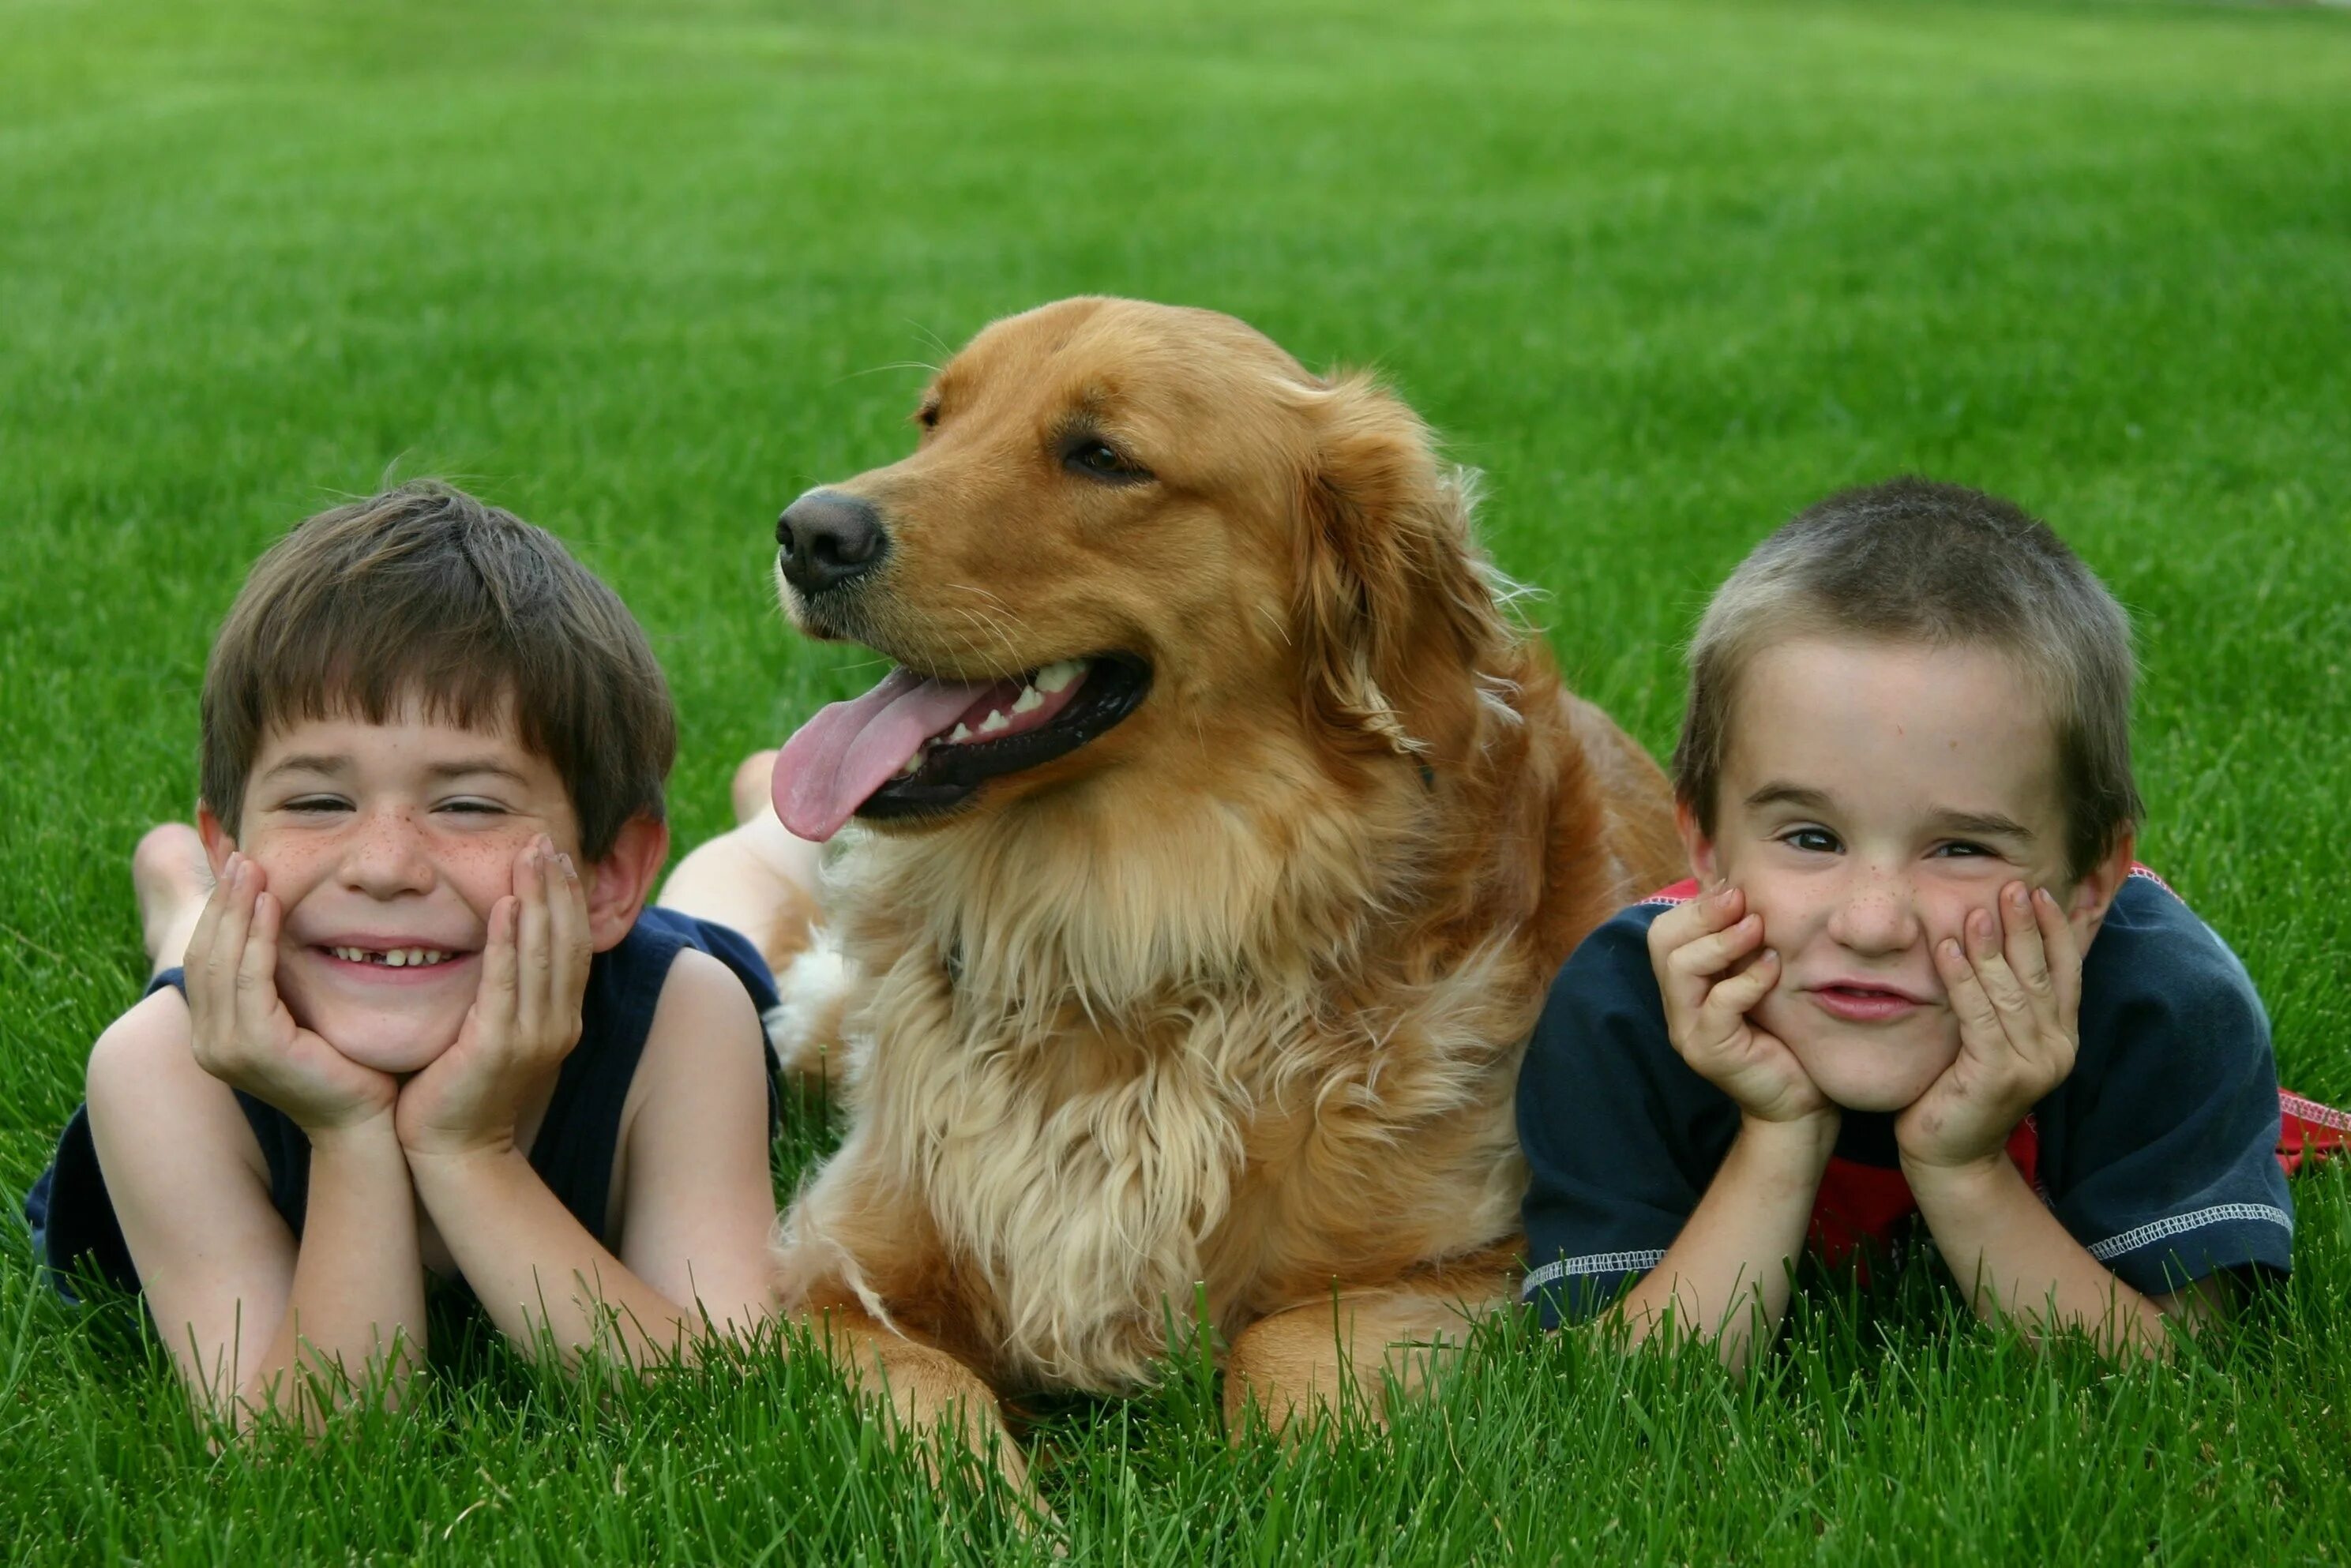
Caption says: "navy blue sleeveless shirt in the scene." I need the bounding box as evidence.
[25,906,780,1301]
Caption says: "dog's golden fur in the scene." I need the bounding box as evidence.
[766,298,1680,1472]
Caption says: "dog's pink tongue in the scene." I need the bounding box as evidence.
[772,668,995,842]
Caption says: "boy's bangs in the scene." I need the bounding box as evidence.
[201,481,676,858]
[257,651,528,751]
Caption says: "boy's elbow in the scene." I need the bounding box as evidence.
[85,993,194,1114]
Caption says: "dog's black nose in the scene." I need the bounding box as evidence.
[776,490,888,595]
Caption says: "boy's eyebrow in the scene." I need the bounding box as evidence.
[260,752,350,780]
[258,755,531,784]
[1743,782,1838,814]
[424,757,533,784]
[1924,808,2037,842]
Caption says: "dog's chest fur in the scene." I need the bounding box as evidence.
[776,805,1534,1391]
[842,960,1519,1390]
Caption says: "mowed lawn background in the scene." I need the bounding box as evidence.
[4,0,2349,1559]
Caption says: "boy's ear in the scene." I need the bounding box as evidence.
[2064,828,2136,946]
[196,805,235,876]
[1675,799,1722,890]
[584,816,671,953]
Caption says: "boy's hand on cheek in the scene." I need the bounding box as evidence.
[396,838,592,1162]
[186,853,399,1136]
[1649,887,1832,1130]
[1899,882,2082,1173]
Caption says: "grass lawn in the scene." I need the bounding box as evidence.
[5,0,2350,1559]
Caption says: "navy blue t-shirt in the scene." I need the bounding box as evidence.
[1517,870,2293,1327]
[25,906,781,1301]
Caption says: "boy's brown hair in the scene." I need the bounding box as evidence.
[1671,477,2142,881]
[201,481,676,860]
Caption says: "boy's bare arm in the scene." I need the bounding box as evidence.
[85,989,426,1427]
[1614,888,1838,1370]
[1901,881,2195,1354]
[400,843,775,1367]
[1612,1115,1837,1370]
[610,948,779,1334]
[409,952,776,1362]
[1903,1157,2188,1353]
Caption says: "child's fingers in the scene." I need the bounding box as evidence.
[1934,928,2009,1049]
[548,849,591,1009]
[1648,890,1744,1015]
[1647,888,1744,954]
[202,859,258,1019]
[182,853,235,981]
[1700,947,1780,1025]
[1963,906,2040,1047]
[1664,913,1767,988]
[2032,886,2084,1023]
[226,887,291,1066]
[1996,883,2068,1055]
[476,894,521,1046]
[514,843,556,1046]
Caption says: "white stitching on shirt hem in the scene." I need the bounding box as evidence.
[2085,1203,2291,1262]
[1521,1250,1669,1297]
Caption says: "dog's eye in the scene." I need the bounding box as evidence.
[915,402,941,430]
[1064,437,1152,484]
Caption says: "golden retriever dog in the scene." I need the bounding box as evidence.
[759,296,1680,1486]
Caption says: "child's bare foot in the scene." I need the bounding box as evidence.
[731,748,779,826]
[132,823,213,975]
[657,751,826,974]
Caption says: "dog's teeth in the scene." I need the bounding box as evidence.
[978,710,1010,734]
[948,722,971,744]
[896,752,923,778]
[1011,685,1042,715]
[1034,660,1081,694]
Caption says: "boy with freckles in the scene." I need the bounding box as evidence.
[24,482,802,1426]
[1517,478,2293,1364]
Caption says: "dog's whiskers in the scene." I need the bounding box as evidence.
[938,602,1028,676]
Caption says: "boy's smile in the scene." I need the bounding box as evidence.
[198,706,587,1074]
[1684,636,2110,1112]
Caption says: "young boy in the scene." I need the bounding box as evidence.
[1516,478,2293,1364]
[24,482,789,1426]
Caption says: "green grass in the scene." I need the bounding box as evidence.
[4,0,2349,1559]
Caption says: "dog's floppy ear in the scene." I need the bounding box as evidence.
[1293,371,1512,767]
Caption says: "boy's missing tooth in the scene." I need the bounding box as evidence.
[1517,478,2293,1364]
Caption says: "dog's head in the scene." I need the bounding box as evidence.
[771,296,1516,841]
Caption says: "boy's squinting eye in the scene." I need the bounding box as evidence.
[1778,827,1842,854]
[438,798,509,816]
[280,795,351,816]
[1932,840,1996,859]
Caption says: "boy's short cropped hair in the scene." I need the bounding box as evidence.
[200,481,676,860]
[1671,477,2142,880]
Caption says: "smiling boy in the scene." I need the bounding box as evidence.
[24,483,783,1425]
[1516,478,2292,1364]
